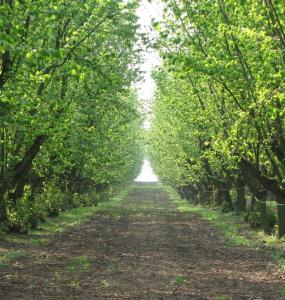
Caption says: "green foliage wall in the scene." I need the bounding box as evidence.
[0,0,143,232]
[149,0,285,237]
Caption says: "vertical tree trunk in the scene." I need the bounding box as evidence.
[201,185,212,205]
[192,188,198,204]
[257,192,271,235]
[259,201,271,235]
[0,0,13,90]
[178,187,186,200]
[212,187,222,206]
[0,198,7,224]
[183,186,190,201]
[0,127,7,224]
[236,176,246,212]
[221,189,233,210]
[277,200,285,238]
[0,135,47,206]
[0,127,4,182]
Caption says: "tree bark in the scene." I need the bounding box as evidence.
[236,176,246,212]
[5,135,47,203]
[221,189,233,211]
[277,203,285,238]
[212,187,222,206]
[240,159,285,237]
[257,192,271,235]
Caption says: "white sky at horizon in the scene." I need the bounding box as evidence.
[134,0,162,182]
[135,158,158,182]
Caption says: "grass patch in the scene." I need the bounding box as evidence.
[123,182,173,216]
[280,287,285,299]
[28,237,49,246]
[2,185,132,246]
[32,206,98,236]
[133,182,163,190]
[53,271,62,280]
[165,185,285,270]
[184,205,252,247]
[3,206,98,246]
[218,296,229,300]
[271,250,285,271]
[94,184,134,217]
[68,280,81,288]
[0,250,28,266]
[97,186,130,211]
[68,255,93,273]
[174,275,186,285]
[0,250,28,262]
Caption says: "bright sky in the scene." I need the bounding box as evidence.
[135,159,158,182]
[135,0,163,129]
[135,0,162,182]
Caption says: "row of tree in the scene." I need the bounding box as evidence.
[149,0,285,237]
[0,0,143,232]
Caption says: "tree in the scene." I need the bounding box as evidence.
[0,0,143,232]
[149,0,285,236]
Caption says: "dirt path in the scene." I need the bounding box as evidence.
[0,182,284,299]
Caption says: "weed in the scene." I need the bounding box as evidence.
[68,255,92,272]
[54,271,61,280]
[172,275,186,295]
[68,280,81,288]
[174,275,185,285]
[280,287,285,299]
[31,206,98,237]
[28,238,48,246]
[0,263,10,269]
[0,251,28,263]
[102,279,111,288]
[218,295,229,300]
[271,250,285,272]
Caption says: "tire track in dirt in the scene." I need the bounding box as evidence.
[0,182,284,299]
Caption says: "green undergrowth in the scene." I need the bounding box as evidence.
[96,184,132,213]
[280,287,285,299]
[1,185,132,247]
[164,185,285,271]
[0,185,131,268]
[3,206,98,246]
[0,250,28,268]
[0,250,28,261]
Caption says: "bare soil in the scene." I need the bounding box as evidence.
[0,182,284,299]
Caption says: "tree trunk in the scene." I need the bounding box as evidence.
[236,176,246,212]
[221,189,233,211]
[251,193,256,210]
[0,198,7,224]
[5,135,47,203]
[178,187,186,200]
[239,158,285,237]
[0,134,47,225]
[201,185,212,205]
[259,201,271,235]
[277,200,285,238]
[257,192,271,235]
[212,187,222,206]
[184,186,192,201]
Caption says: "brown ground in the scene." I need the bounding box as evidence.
[0,182,284,299]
